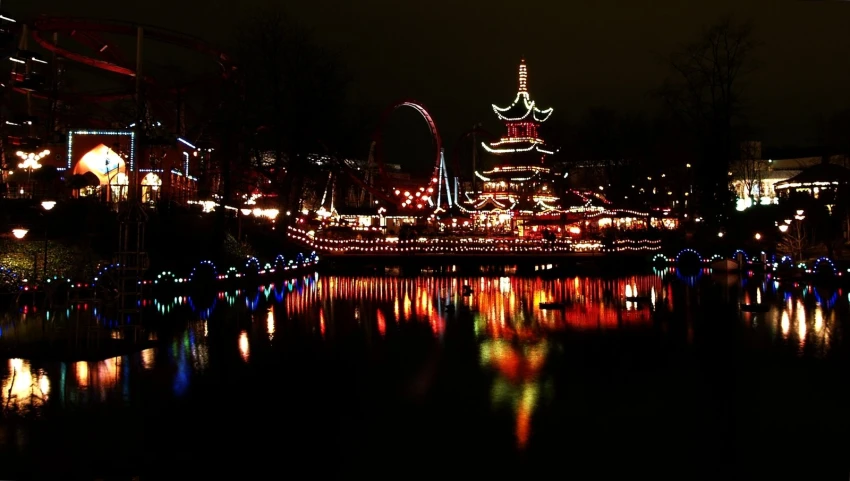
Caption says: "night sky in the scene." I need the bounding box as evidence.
[9,0,850,150]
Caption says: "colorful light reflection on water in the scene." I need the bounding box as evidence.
[0,269,846,450]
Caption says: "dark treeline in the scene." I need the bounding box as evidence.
[204,8,376,254]
[545,17,759,225]
[555,109,696,211]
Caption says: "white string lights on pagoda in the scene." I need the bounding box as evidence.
[490,59,553,123]
[16,149,49,169]
[491,91,553,123]
[482,139,554,155]
[518,59,528,92]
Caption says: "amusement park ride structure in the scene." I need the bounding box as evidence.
[3,14,463,219]
[334,99,459,214]
[2,14,235,312]
[10,17,235,140]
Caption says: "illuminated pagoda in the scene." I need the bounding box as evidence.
[464,59,560,234]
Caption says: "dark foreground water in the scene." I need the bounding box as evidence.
[0,268,849,479]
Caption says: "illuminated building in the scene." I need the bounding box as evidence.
[463,58,561,234]
[457,60,674,235]
[63,130,198,204]
[774,161,850,203]
[729,145,850,211]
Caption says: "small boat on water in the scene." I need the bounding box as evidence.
[740,303,769,313]
[539,302,566,310]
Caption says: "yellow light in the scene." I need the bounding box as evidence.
[17,149,49,170]
[238,331,250,362]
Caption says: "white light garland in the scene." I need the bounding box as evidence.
[68,130,136,172]
[492,92,553,123]
[481,140,554,155]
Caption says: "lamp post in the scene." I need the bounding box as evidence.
[16,149,48,199]
[778,211,806,262]
[239,208,251,242]
[41,200,55,281]
[10,227,36,282]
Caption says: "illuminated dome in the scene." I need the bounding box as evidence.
[71,144,126,185]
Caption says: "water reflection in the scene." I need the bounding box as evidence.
[481,339,547,449]
[239,331,250,362]
[740,280,838,356]
[266,307,275,341]
[1,358,50,412]
[141,348,155,370]
[0,269,847,453]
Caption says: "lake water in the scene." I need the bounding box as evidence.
[0,268,848,479]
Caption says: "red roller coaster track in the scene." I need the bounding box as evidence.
[29,17,234,79]
[13,16,233,113]
[373,99,442,179]
[345,99,449,211]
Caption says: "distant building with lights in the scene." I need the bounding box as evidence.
[775,160,850,203]
[730,141,850,210]
[61,130,200,204]
[460,59,672,236]
[461,58,562,234]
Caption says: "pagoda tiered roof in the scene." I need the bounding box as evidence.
[465,59,560,218]
[482,138,554,155]
[492,92,553,123]
[484,59,554,156]
[491,58,553,123]
[476,165,551,181]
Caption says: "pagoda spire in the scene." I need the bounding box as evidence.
[518,58,527,93]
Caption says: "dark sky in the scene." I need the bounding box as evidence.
[10,0,850,149]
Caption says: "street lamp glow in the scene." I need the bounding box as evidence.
[16,149,50,170]
[12,228,28,239]
[754,233,762,240]
[717,232,724,238]
[778,225,789,233]
[41,200,56,211]
[784,219,792,225]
